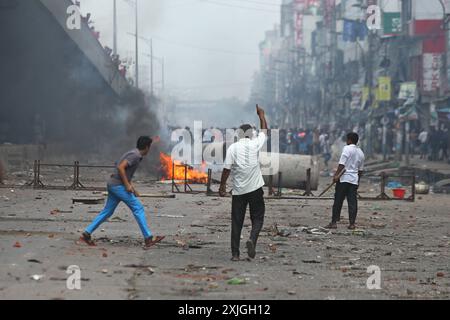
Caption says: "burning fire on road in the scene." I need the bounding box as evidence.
[159,152,208,184]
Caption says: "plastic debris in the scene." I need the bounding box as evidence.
[31,275,44,281]
[351,230,368,237]
[300,226,331,235]
[287,290,296,295]
[278,229,292,237]
[13,242,22,248]
[387,181,402,189]
[227,278,246,285]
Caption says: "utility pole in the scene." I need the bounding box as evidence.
[382,115,388,161]
[135,0,139,88]
[130,34,164,96]
[150,38,154,96]
[301,50,307,129]
[366,30,374,158]
[331,1,338,128]
[113,0,117,56]
[161,58,165,92]
[124,0,139,87]
[405,121,410,166]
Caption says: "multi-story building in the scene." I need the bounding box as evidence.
[255,0,450,158]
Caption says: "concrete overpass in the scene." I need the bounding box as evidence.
[0,0,130,147]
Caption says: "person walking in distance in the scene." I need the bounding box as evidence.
[326,133,365,230]
[418,129,428,160]
[219,105,268,261]
[80,136,165,249]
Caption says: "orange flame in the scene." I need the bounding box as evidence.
[159,152,208,183]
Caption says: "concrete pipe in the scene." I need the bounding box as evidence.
[259,152,319,190]
[202,143,320,190]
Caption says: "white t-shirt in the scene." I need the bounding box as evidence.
[418,131,428,144]
[224,132,266,196]
[339,144,365,185]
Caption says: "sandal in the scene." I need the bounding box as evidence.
[144,235,165,248]
[79,232,96,246]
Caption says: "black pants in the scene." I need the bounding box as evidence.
[231,188,265,257]
[332,182,358,225]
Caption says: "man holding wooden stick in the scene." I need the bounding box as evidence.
[325,132,365,230]
[80,136,165,248]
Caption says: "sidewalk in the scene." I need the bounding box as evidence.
[366,154,450,176]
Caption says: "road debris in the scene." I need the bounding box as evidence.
[268,224,279,237]
[111,216,127,222]
[30,275,44,281]
[157,214,185,218]
[227,278,246,285]
[176,239,190,250]
[27,259,42,264]
[302,259,321,264]
[300,226,331,235]
[72,197,105,205]
[268,243,277,253]
[208,282,219,289]
[278,228,292,237]
[287,290,296,295]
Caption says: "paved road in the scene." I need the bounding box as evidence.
[0,178,449,300]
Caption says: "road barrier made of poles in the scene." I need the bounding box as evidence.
[1,160,115,191]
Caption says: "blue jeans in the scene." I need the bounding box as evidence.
[85,184,152,239]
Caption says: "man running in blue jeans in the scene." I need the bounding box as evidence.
[80,136,165,249]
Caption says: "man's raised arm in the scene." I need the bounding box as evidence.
[256,105,268,130]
